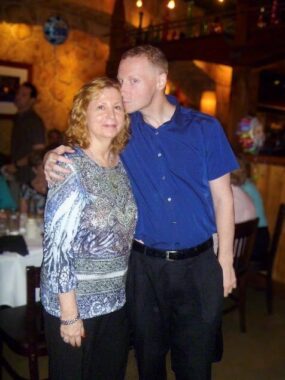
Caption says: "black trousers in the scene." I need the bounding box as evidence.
[126,246,224,380]
[44,305,129,380]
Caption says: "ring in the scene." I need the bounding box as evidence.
[63,337,69,343]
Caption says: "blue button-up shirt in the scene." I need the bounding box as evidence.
[121,101,238,250]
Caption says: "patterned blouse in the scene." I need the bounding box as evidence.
[41,147,137,319]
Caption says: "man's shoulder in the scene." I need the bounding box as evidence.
[23,109,45,127]
[181,106,218,125]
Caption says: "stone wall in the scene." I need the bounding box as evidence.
[0,22,109,128]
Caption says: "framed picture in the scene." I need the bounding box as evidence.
[0,61,32,118]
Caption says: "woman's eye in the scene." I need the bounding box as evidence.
[97,105,104,110]
[131,78,138,84]
[115,105,122,111]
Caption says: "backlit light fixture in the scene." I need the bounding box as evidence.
[218,0,224,3]
[167,0,176,10]
[136,0,143,8]
[200,91,217,116]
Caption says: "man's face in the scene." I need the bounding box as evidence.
[117,56,163,114]
[14,85,34,112]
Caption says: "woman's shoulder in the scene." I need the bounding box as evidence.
[63,146,83,160]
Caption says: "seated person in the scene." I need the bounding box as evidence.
[230,172,257,224]
[46,128,64,150]
[0,174,17,210]
[213,167,256,254]
[233,156,270,269]
[20,150,47,216]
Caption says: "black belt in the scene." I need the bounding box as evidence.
[132,238,213,261]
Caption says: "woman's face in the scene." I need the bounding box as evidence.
[86,87,125,143]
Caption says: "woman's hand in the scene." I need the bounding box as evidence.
[60,319,85,348]
[43,145,74,183]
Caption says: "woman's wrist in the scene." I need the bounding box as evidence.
[60,313,80,325]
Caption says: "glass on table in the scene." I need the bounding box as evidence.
[0,209,8,236]
[8,211,20,235]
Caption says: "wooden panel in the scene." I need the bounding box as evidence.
[251,162,285,283]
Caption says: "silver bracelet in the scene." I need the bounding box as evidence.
[60,314,80,325]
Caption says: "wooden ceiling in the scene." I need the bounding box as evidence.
[184,0,236,12]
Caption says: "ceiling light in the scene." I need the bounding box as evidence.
[167,0,176,10]
[136,0,143,8]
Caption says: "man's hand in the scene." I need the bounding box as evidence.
[44,145,74,183]
[219,258,236,297]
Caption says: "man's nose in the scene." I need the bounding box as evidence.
[120,81,129,94]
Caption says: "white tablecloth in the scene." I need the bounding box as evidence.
[0,236,43,307]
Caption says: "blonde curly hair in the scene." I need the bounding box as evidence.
[65,77,130,155]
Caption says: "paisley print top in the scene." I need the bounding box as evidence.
[40,147,137,319]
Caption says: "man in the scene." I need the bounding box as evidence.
[4,82,46,188]
[44,45,237,380]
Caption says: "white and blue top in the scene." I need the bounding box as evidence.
[40,147,137,319]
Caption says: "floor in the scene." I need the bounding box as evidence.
[2,288,285,379]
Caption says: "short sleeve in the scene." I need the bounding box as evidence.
[203,118,239,180]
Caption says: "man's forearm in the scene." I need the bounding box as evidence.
[215,197,235,264]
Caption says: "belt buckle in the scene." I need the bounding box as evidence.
[165,250,175,261]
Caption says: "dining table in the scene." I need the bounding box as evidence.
[0,234,43,307]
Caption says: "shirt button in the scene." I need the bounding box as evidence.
[162,176,166,180]
[155,131,159,135]
[171,221,177,224]
[157,153,162,157]
[167,197,172,202]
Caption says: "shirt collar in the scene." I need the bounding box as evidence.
[130,95,186,130]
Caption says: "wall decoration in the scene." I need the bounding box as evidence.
[0,61,32,117]
[43,16,69,45]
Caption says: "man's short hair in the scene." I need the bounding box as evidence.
[121,45,168,74]
[22,82,38,99]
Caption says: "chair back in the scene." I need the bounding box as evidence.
[268,203,285,271]
[233,218,259,275]
[26,266,44,343]
[27,266,41,306]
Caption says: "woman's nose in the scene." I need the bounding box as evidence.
[106,107,116,119]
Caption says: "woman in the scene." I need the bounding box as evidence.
[41,77,137,380]
[232,156,270,269]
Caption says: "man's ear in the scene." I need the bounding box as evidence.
[157,72,167,91]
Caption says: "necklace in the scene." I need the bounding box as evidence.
[85,148,118,168]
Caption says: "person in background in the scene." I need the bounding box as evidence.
[3,82,46,200]
[230,170,257,224]
[43,45,237,380]
[41,77,137,380]
[232,156,270,269]
[47,128,64,150]
[20,150,47,216]
[0,174,17,210]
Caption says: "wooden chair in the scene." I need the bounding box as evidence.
[223,218,259,333]
[0,266,47,380]
[248,203,285,315]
